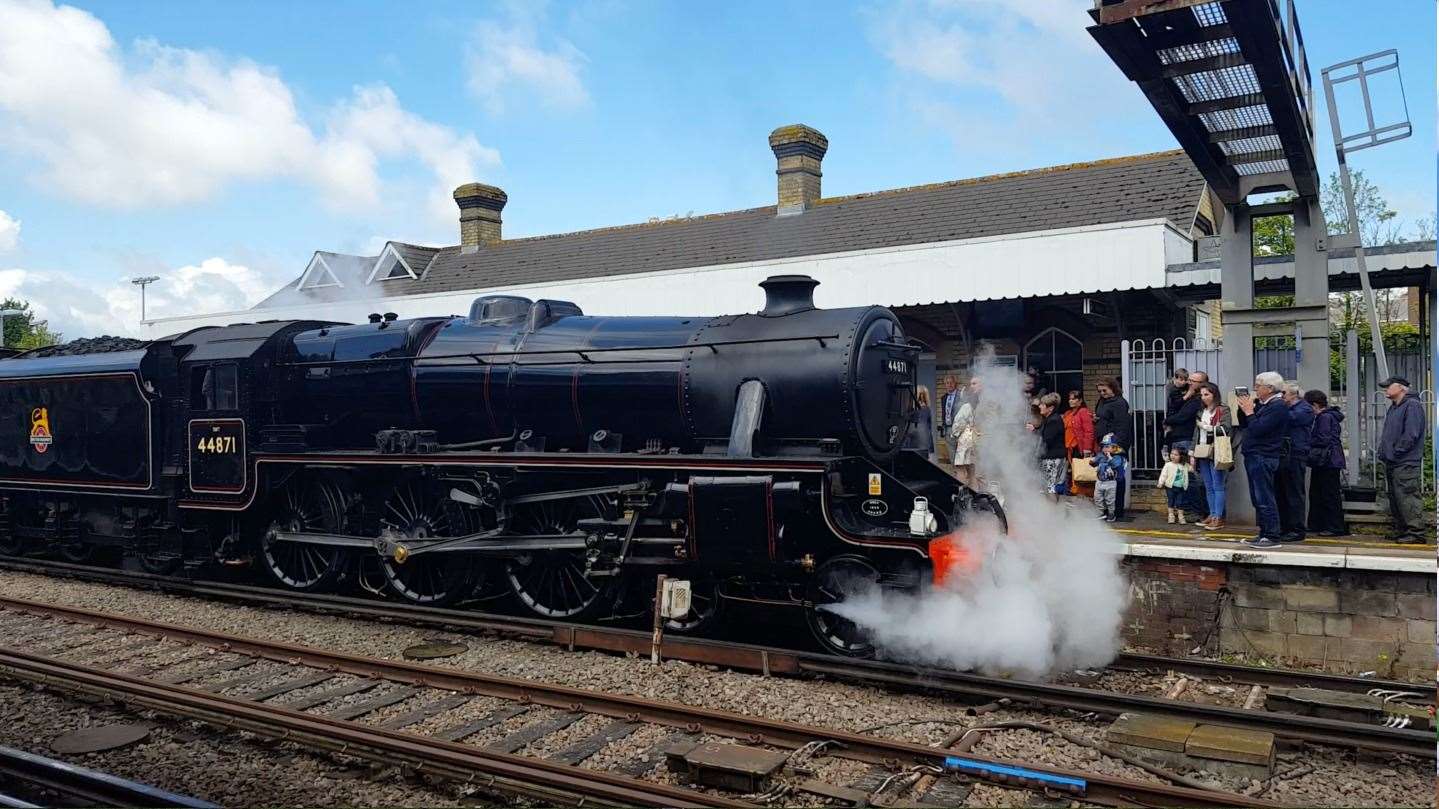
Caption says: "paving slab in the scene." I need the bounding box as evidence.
[1184,723,1274,767]
[1105,712,1196,753]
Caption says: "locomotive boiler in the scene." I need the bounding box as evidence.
[288,275,914,459]
[0,275,1004,656]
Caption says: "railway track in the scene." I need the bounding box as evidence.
[0,554,1431,759]
[0,744,215,808]
[0,595,1276,809]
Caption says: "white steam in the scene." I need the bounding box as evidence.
[829,346,1128,679]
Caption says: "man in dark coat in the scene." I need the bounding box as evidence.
[1274,383,1314,543]
[1165,370,1209,520]
[1163,370,1205,451]
[1237,372,1288,547]
[1377,376,1428,543]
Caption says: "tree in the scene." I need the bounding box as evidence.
[0,298,61,350]
[1252,198,1296,256]
[1320,170,1401,246]
[1250,170,1411,255]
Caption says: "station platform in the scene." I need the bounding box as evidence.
[1112,523,1434,574]
[1103,512,1434,680]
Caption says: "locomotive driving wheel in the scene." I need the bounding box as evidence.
[261,478,351,592]
[504,496,617,620]
[377,477,480,606]
[805,555,879,658]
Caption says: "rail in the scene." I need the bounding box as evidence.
[0,745,215,808]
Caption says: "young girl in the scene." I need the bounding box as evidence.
[1157,446,1193,524]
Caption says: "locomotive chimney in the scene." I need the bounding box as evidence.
[453,182,507,250]
[759,275,819,317]
[768,124,828,216]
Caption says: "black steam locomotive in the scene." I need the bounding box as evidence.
[0,276,1002,655]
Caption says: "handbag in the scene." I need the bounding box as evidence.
[1192,408,1218,458]
[1213,426,1234,470]
[1071,456,1097,482]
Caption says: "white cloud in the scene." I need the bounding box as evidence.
[467,8,590,114]
[0,210,18,252]
[0,0,498,213]
[869,0,1151,147]
[324,85,501,228]
[0,257,283,339]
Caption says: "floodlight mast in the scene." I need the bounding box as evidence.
[131,276,160,323]
[1321,49,1412,383]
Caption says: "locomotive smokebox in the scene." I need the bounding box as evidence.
[758,275,819,317]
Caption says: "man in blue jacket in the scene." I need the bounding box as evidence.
[1275,382,1314,543]
[1377,376,1428,544]
[1236,372,1288,548]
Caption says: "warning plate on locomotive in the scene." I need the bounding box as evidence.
[860,498,889,517]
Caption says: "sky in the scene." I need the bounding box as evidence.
[0,0,1433,339]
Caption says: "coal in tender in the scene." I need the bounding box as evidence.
[22,336,148,357]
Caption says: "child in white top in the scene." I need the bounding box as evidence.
[1157,447,1192,524]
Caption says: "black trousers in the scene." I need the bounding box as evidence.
[1307,467,1347,534]
[1274,458,1307,538]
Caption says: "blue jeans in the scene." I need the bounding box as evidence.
[1244,453,1280,537]
[1197,458,1227,519]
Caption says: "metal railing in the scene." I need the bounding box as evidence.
[1121,338,1222,475]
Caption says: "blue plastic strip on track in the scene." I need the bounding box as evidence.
[943,756,1088,791]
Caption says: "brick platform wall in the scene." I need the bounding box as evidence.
[1122,559,1436,680]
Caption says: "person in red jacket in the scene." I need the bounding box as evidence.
[1064,390,1095,497]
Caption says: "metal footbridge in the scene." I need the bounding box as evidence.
[1087,0,1320,204]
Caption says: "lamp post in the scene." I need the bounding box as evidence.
[0,309,22,349]
[131,276,160,323]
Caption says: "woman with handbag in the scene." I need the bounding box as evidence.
[1064,390,1096,497]
[950,377,983,488]
[1192,382,1230,530]
[1304,389,1348,536]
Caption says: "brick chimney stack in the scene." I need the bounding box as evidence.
[768,124,828,215]
[454,182,507,249]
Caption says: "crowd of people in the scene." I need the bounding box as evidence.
[914,367,1430,546]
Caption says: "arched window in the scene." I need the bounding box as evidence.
[1024,327,1083,402]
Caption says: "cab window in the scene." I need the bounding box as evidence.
[192,364,239,411]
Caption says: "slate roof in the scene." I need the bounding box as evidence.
[255,150,1206,308]
[379,243,442,281]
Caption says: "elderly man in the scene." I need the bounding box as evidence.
[1236,372,1288,548]
[1274,382,1314,543]
[1377,376,1427,544]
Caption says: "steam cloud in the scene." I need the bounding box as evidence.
[828,346,1128,679]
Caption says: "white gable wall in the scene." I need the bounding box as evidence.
[143,219,1189,335]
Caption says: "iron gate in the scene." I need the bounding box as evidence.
[1121,339,1223,475]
